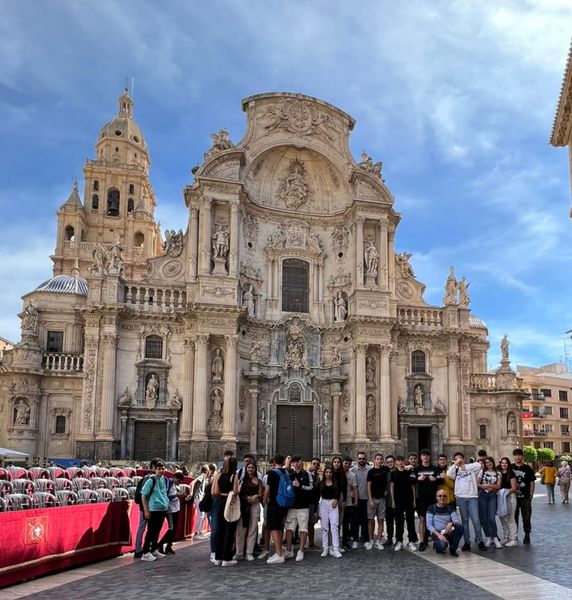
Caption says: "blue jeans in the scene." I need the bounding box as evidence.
[432,524,464,553]
[210,497,222,553]
[478,491,498,538]
[456,497,482,544]
[135,508,147,552]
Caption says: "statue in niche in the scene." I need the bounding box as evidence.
[249,341,262,362]
[211,388,223,418]
[243,284,255,316]
[334,291,348,322]
[414,384,424,407]
[118,387,132,408]
[366,356,376,387]
[457,277,470,307]
[109,237,123,272]
[366,395,376,434]
[364,239,379,275]
[20,302,39,334]
[168,389,183,410]
[434,397,447,414]
[443,266,458,305]
[260,408,266,424]
[284,324,307,370]
[211,225,230,259]
[163,229,184,258]
[211,348,224,382]
[507,412,517,435]
[14,399,30,425]
[276,159,313,210]
[145,374,159,409]
[90,241,109,277]
[501,335,510,361]
[323,410,329,429]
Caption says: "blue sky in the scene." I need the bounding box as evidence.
[0,1,571,370]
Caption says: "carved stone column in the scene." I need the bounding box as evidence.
[192,334,209,440]
[379,345,393,442]
[229,202,239,277]
[355,215,365,287]
[388,227,396,293]
[249,386,259,454]
[266,258,273,299]
[447,354,461,442]
[379,222,388,290]
[189,207,199,280]
[222,334,238,441]
[179,337,195,441]
[354,343,368,440]
[199,198,211,275]
[331,389,341,453]
[99,332,117,439]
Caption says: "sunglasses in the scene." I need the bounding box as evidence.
[437,494,447,498]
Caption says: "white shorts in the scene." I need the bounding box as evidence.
[284,507,310,533]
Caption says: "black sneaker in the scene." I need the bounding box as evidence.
[418,542,426,552]
[383,540,393,548]
[134,551,143,559]
[165,547,176,555]
[449,549,459,557]
[462,542,471,552]
[478,541,488,551]
[523,535,530,544]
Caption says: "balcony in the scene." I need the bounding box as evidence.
[398,307,443,328]
[42,353,84,373]
[124,285,188,313]
[470,373,497,391]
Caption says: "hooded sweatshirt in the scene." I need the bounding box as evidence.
[447,462,481,499]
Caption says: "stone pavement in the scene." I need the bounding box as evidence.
[5,484,572,600]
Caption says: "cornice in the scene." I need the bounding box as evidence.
[550,39,572,146]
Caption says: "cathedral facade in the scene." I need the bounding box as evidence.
[0,91,525,463]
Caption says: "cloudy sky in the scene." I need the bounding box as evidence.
[0,0,571,370]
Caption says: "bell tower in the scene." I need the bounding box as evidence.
[52,89,162,280]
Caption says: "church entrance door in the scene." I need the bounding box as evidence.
[276,405,313,458]
[407,426,432,455]
[133,421,167,460]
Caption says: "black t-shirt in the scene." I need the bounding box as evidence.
[367,466,389,499]
[511,462,535,499]
[290,468,313,509]
[391,469,415,505]
[320,481,339,500]
[266,468,285,507]
[415,465,441,499]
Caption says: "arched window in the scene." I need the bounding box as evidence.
[129,183,135,194]
[55,415,66,434]
[106,188,120,216]
[92,194,99,210]
[93,180,99,191]
[134,232,144,247]
[145,335,163,359]
[64,226,75,241]
[411,350,426,373]
[479,424,487,440]
[282,259,309,313]
[127,198,134,213]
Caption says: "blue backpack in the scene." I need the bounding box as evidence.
[274,468,295,508]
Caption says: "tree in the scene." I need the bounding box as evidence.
[523,446,537,464]
[537,447,555,462]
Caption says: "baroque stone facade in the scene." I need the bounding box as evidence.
[0,91,525,463]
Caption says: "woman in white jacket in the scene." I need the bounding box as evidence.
[498,457,518,547]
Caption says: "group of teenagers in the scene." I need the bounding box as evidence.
[133,446,536,565]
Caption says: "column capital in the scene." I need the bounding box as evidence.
[196,333,209,347]
[225,333,239,348]
[183,337,196,350]
[229,201,240,214]
[101,333,118,348]
[189,206,199,218]
[353,343,367,355]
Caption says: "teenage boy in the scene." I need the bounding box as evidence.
[284,455,314,561]
[366,453,388,550]
[447,452,486,551]
[158,470,184,554]
[383,455,396,547]
[351,451,371,547]
[342,456,358,550]
[308,457,321,548]
[141,459,170,561]
[390,455,418,552]
[134,457,158,558]
[426,490,464,556]
[511,448,535,544]
[264,453,289,564]
[407,453,418,469]
[415,449,442,551]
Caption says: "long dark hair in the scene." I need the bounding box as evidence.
[331,455,347,501]
[498,456,515,486]
[319,464,338,494]
[221,456,237,476]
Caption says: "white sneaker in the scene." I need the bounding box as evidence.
[283,549,295,560]
[257,550,268,560]
[339,547,346,553]
[333,548,343,558]
[214,560,222,566]
[210,552,216,563]
[375,541,384,550]
[394,542,403,551]
[267,553,285,564]
[365,541,374,550]
[296,550,304,562]
[141,552,156,562]
[380,536,388,545]
[505,540,518,547]
[233,554,243,560]
[321,547,329,557]
[484,537,492,548]
[493,538,502,549]
[407,542,418,552]
[351,541,359,549]
[329,547,335,556]
[246,554,254,561]
[152,550,166,559]
[222,560,238,566]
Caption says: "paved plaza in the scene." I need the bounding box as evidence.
[4,485,572,600]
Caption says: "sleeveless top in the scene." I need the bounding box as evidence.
[218,473,234,495]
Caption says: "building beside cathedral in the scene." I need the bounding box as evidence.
[0,91,525,464]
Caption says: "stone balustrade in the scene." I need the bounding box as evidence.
[469,373,497,390]
[42,353,84,372]
[398,307,443,328]
[124,285,187,312]
[62,242,145,260]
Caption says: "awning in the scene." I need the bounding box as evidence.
[0,447,30,457]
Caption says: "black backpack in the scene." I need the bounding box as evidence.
[134,474,156,505]
[198,482,213,512]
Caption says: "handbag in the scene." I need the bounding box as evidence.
[224,490,241,522]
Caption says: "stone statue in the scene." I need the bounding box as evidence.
[243,284,255,316]
[329,342,342,368]
[358,152,383,180]
[396,252,414,277]
[457,277,470,307]
[507,412,517,434]
[434,397,447,414]
[397,397,406,413]
[284,324,307,370]
[323,409,329,429]
[276,159,312,210]
[145,374,159,409]
[90,241,109,277]
[211,388,223,417]
[260,408,266,425]
[206,128,234,159]
[443,266,458,305]
[211,225,230,259]
[364,239,379,275]
[334,291,348,322]
[20,302,38,334]
[211,348,224,382]
[366,356,376,386]
[414,384,424,407]
[118,387,132,408]
[501,335,509,361]
[14,399,30,425]
[169,389,182,410]
[249,341,262,362]
[163,229,184,257]
[109,237,123,272]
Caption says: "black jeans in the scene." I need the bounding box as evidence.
[515,496,532,535]
[215,500,239,561]
[159,511,180,549]
[342,505,357,544]
[394,504,417,544]
[143,511,166,553]
[356,499,369,542]
[385,505,395,542]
